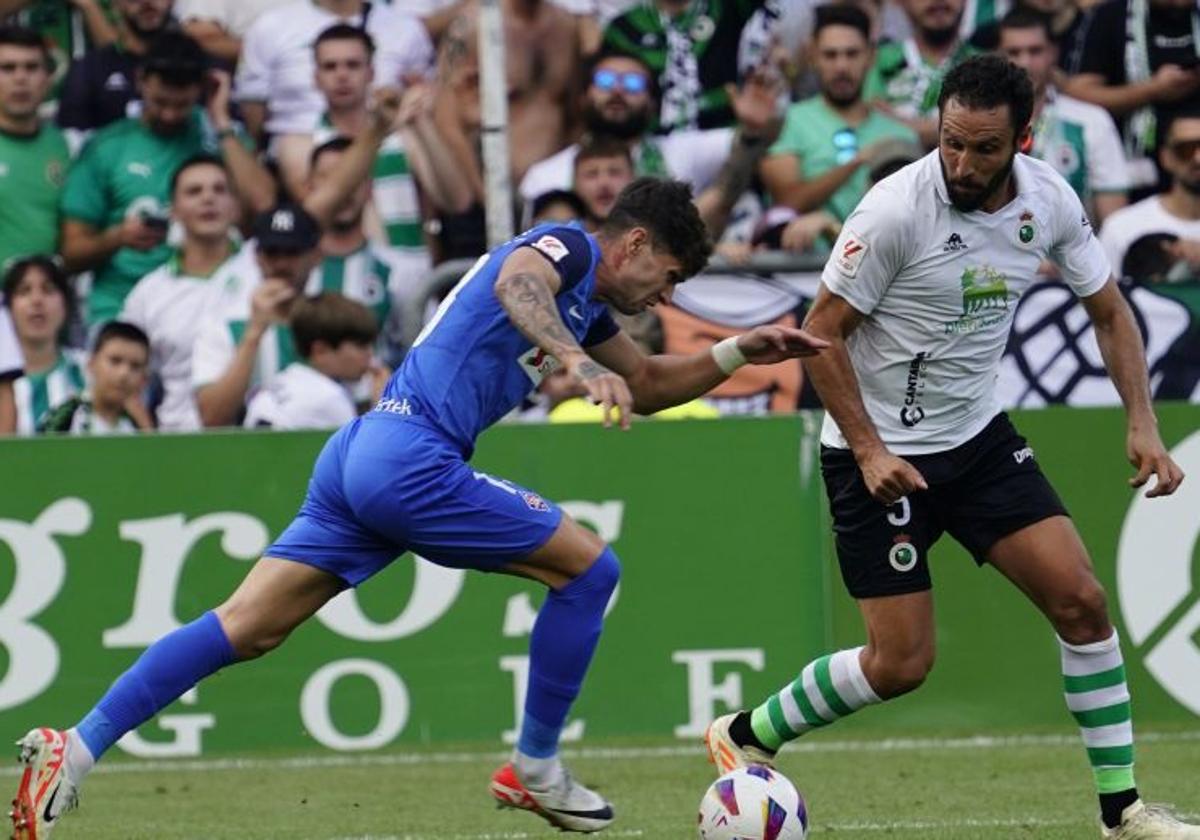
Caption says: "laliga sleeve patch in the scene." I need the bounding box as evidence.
[532,235,570,263]
[835,231,869,277]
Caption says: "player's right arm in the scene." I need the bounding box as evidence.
[807,185,927,506]
[494,247,634,429]
[802,286,927,505]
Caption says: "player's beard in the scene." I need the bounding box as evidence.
[822,76,864,109]
[921,22,961,48]
[1178,175,1200,196]
[941,153,1015,212]
[583,100,650,141]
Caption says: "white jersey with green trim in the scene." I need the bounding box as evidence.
[820,151,1111,455]
[1031,88,1129,200]
[13,351,86,436]
[305,242,397,340]
[122,249,238,430]
[191,243,299,401]
[243,361,357,430]
[313,116,427,258]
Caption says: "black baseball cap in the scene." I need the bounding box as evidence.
[253,203,321,253]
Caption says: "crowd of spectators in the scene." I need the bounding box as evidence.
[0,0,1196,436]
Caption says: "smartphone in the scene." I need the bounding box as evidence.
[140,211,170,231]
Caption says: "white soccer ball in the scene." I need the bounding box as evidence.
[697,765,808,840]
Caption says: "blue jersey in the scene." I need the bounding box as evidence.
[381,223,620,451]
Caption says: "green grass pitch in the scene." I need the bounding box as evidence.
[22,729,1200,839]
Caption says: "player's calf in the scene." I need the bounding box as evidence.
[860,641,935,699]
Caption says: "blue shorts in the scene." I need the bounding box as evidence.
[266,413,563,585]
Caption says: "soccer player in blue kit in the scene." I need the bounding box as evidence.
[11,177,829,837]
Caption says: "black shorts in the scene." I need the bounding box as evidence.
[821,412,1069,599]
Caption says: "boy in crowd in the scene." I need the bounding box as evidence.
[243,292,379,430]
[39,321,150,434]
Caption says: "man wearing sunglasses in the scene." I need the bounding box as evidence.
[1100,108,1200,280]
[520,50,778,236]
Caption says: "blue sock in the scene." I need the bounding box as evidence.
[518,547,620,759]
[75,611,236,760]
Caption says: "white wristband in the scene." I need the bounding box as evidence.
[711,336,747,375]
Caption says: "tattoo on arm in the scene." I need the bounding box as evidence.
[496,271,584,362]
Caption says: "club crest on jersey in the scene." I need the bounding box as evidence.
[520,490,551,512]
[518,346,561,386]
[1018,210,1037,245]
[836,231,868,277]
[532,235,569,263]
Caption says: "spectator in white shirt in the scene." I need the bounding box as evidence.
[176,0,294,65]
[1100,108,1200,277]
[234,0,433,143]
[274,24,471,262]
[244,291,377,429]
[121,155,241,431]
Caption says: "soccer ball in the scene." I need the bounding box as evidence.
[697,765,808,839]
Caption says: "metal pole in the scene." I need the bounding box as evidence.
[478,0,514,246]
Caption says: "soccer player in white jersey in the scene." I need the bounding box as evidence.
[706,55,1198,839]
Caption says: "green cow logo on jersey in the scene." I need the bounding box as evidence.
[944,266,1012,334]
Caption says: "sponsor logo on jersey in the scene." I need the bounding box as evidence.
[943,232,967,252]
[899,351,928,427]
[567,304,584,322]
[1012,446,1035,464]
[835,231,868,277]
[517,346,561,386]
[943,265,1012,334]
[889,538,918,572]
[532,235,569,263]
[127,161,151,178]
[375,397,414,415]
[520,490,551,513]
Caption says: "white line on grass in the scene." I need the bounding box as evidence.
[817,816,1082,832]
[3,730,1196,778]
[327,832,645,840]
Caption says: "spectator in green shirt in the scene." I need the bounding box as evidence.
[59,32,273,327]
[863,0,977,147]
[0,25,71,270]
[761,5,919,224]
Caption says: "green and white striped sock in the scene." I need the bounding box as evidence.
[750,647,881,751]
[1060,631,1136,794]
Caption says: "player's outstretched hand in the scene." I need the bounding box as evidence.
[1127,426,1185,498]
[738,325,831,364]
[567,355,633,431]
[858,448,928,506]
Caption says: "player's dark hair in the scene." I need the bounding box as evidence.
[291,292,378,357]
[575,136,634,170]
[314,23,375,57]
[1161,104,1200,141]
[141,32,208,88]
[310,135,355,169]
[531,189,588,222]
[813,4,872,42]
[998,8,1054,43]
[938,54,1034,140]
[93,321,150,355]
[170,154,227,197]
[0,24,54,72]
[2,255,75,321]
[602,177,712,280]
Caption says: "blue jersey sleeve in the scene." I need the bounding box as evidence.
[582,308,620,347]
[520,226,596,292]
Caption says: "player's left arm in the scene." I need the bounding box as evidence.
[586,325,829,416]
[1081,281,1185,497]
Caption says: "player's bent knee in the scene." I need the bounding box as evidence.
[1050,579,1111,644]
[214,601,295,661]
[864,645,935,699]
[584,546,621,595]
